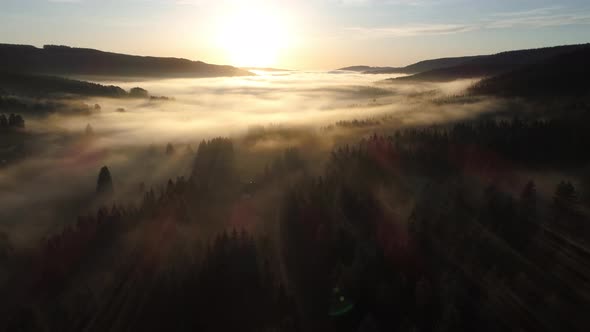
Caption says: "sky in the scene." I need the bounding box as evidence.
[1,0,590,69]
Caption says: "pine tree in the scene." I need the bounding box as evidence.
[85,124,94,136]
[553,181,581,232]
[0,114,7,127]
[519,181,537,222]
[166,143,176,156]
[554,181,579,214]
[96,166,114,195]
[13,115,24,128]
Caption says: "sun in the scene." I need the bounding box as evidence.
[217,7,289,68]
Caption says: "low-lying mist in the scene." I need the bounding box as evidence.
[1,70,502,247]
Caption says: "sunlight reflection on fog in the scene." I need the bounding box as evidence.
[1,71,491,246]
[48,71,477,145]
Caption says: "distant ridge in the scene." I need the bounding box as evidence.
[340,43,590,81]
[0,44,253,78]
[338,65,404,73]
[242,67,293,72]
[339,56,484,75]
[338,57,482,75]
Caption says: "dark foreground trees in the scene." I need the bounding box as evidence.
[0,113,25,129]
[3,112,590,332]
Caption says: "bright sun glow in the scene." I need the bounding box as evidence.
[217,7,289,68]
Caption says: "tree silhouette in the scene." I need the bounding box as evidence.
[96,166,114,196]
[0,113,25,130]
[554,181,579,215]
[129,87,149,98]
[166,143,176,156]
[0,114,7,127]
[85,123,94,136]
[516,180,538,248]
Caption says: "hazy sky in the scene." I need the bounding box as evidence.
[1,0,590,69]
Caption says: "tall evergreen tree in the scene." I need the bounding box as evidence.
[554,181,579,215]
[0,114,8,127]
[96,166,114,196]
[85,123,94,136]
[166,143,176,156]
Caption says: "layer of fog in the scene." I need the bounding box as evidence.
[1,70,501,247]
[59,72,487,145]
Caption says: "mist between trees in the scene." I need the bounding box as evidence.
[1,71,590,332]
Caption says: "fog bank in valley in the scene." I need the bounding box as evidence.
[1,70,499,247]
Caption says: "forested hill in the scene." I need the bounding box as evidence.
[343,43,590,80]
[338,65,405,73]
[0,44,253,78]
[393,43,590,82]
[339,56,483,74]
[0,71,129,98]
[469,47,590,98]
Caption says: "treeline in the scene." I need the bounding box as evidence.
[322,119,382,131]
[0,113,25,129]
[390,115,590,170]
[0,71,164,100]
[0,112,27,166]
[0,94,102,115]
[0,71,127,98]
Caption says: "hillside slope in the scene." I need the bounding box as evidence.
[0,71,129,98]
[339,56,484,75]
[468,47,590,98]
[394,43,590,82]
[0,44,253,78]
